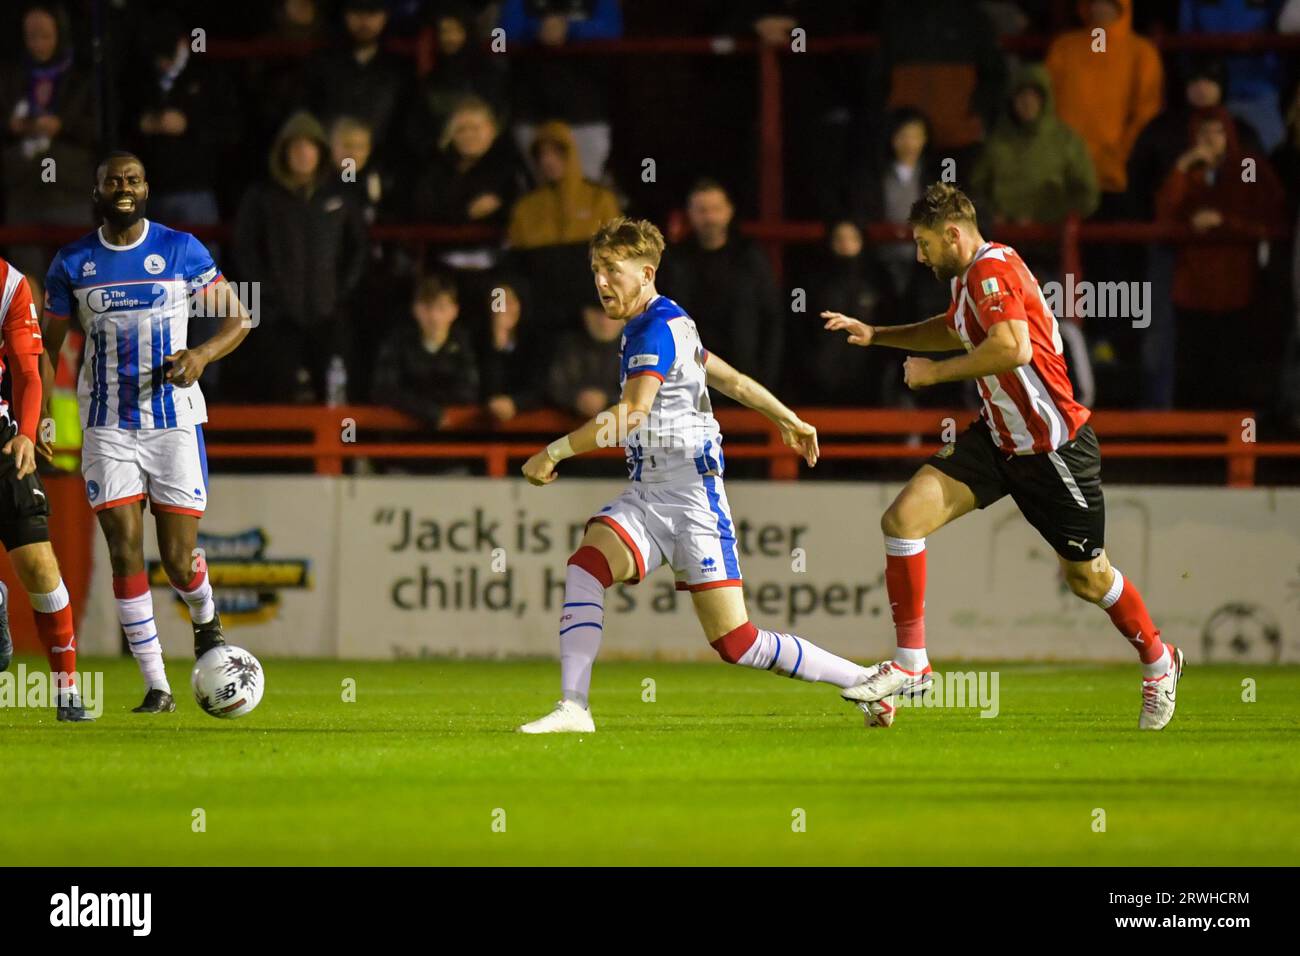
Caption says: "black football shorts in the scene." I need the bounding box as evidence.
[0,420,51,551]
[927,417,1106,562]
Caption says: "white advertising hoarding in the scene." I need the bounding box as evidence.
[334,479,1300,664]
[78,476,1299,664]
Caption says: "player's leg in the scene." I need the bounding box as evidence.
[689,585,868,688]
[8,541,92,721]
[1015,425,1181,729]
[98,502,174,712]
[855,425,1003,703]
[144,426,223,657]
[0,458,94,720]
[153,509,223,656]
[880,463,980,669]
[672,477,869,690]
[518,493,661,734]
[83,427,173,710]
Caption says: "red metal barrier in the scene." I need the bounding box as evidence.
[195,405,1294,488]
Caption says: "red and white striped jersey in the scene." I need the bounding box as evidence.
[943,242,1090,454]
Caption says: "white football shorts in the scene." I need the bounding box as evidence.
[588,476,742,591]
[82,425,209,516]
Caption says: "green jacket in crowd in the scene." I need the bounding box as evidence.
[971,64,1100,225]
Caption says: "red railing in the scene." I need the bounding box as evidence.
[195,405,1297,487]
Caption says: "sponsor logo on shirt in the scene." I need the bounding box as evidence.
[81,259,96,277]
[628,354,659,369]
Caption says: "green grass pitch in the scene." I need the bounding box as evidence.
[2,656,1297,865]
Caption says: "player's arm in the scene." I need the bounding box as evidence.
[165,280,251,387]
[822,311,963,351]
[522,374,660,486]
[704,351,817,466]
[3,277,45,478]
[903,319,1032,389]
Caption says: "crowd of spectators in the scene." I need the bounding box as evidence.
[1,0,1298,428]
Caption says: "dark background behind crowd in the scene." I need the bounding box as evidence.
[3,0,1299,447]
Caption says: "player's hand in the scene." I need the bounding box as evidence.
[522,449,558,486]
[4,434,37,479]
[165,350,208,387]
[822,311,874,347]
[779,417,819,467]
[903,356,940,390]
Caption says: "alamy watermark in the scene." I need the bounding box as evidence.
[0,665,103,717]
[1040,276,1150,329]
[895,670,1000,718]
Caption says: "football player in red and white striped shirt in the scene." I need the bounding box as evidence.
[824,184,1182,730]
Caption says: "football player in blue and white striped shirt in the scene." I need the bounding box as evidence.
[41,152,251,713]
[518,217,877,733]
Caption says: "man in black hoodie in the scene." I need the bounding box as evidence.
[657,180,784,389]
[123,12,240,228]
[303,0,410,164]
[233,110,368,401]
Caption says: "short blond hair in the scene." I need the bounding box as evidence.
[908,182,978,231]
[590,217,665,268]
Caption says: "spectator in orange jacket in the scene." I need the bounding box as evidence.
[1155,107,1286,407]
[506,121,619,250]
[1046,0,1163,198]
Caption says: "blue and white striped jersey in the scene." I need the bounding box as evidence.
[45,220,221,430]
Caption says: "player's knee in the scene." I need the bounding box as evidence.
[1065,567,1107,603]
[160,544,194,587]
[105,538,141,576]
[12,544,61,593]
[567,546,614,589]
[881,503,915,539]
[710,621,758,664]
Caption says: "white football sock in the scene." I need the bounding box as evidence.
[1143,646,1171,679]
[173,571,215,625]
[894,647,930,672]
[559,564,604,709]
[738,628,866,688]
[117,590,170,692]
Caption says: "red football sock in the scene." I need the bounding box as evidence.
[30,584,77,691]
[1100,569,1166,665]
[884,537,927,649]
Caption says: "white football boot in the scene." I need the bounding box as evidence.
[1139,644,1184,731]
[518,699,596,734]
[842,661,933,728]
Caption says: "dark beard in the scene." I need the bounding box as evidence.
[932,257,961,282]
[96,193,147,230]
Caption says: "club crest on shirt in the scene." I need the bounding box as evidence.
[143,254,166,275]
[936,443,956,460]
